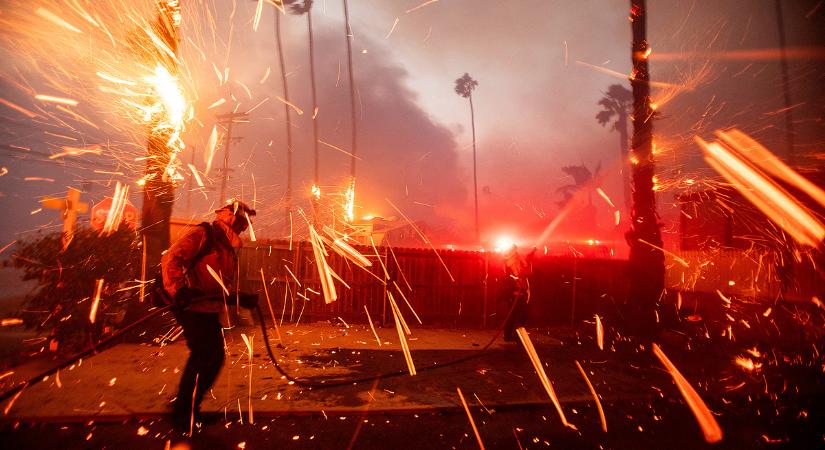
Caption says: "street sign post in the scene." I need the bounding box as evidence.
[41,187,89,250]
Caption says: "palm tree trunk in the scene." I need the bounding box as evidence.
[274,8,293,222]
[618,111,631,214]
[141,132,174,271]
[627,0,664,339]
[141,3,179,271]
[469,93,479,243]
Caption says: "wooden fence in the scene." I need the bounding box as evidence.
[237,240,630,328]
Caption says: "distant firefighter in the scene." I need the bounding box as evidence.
[502,245,536,342]
[161,200,256,432]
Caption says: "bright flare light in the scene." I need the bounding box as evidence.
[494,235,516,253]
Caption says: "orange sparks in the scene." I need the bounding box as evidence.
[575,361,607,433]
[516,327,571,428]
[96,72,136,86]
[717,129,825,210]
[205,264,230,296]
[240,333,254,424]
[34,94,79,106]
[405,0,439,14]
[187,164,204,187]
[387,292,411,336]
[207,98,226,109]
[696,132,825,247]
[655,47,825,61]
[259,269,282,343]
[89,279,104,323]
[308,225,338,304]
[364,305,381,346]
[100,182,129,235]
[49,145,102,159]
[595,314,604,350]
[323,227,372,268]
[318,139,361,160]
[394,282,422,325]
[3,384,26,415]
[386,198,455,282]
[0,98,38,118]
[638,238,689,267]
[457,387,485,450]
[253,0,264,31]
[385,17,400,39]
[734,356,761,372]
[390,294,416,375]
[205,125,219,174]
[652,343,723,443]
[276,96,304,115]
[0,240,15,256]
[574,60,677,88]
[35,7,83,34]
[595,188,615,208]
[245,212,257,242]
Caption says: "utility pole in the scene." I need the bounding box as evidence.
[273,6,294,224]
[215,112,248,203]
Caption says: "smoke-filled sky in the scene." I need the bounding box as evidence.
[1,0,823,249]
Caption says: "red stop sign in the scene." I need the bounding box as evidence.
[91,197,138,231]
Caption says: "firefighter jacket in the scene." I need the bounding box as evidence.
[161,220,241,313]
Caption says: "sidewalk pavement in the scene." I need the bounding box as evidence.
[0,321,792,421]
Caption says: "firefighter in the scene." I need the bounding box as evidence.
[161,200,255,431]
[502,245,536,342]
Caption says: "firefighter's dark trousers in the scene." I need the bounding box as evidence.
[172,310,225,422]
[503,292,529,342]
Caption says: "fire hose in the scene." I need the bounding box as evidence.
[0,304,174,403]
[0,299,515,403]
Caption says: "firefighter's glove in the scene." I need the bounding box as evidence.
[228,292,259,309]
[174,287,204,307]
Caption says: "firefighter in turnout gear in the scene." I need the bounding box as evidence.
[161,200,255,431]
[502,245,536,342]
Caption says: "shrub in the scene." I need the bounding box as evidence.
[13,228,141,353]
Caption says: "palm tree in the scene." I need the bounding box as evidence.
[141,0,181,271]
[556,163,601,208]
[272,3,294,224]
[627,0,664,339]
[454,73,480,243]
[596,84,632,213]
[286,0,321,196]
